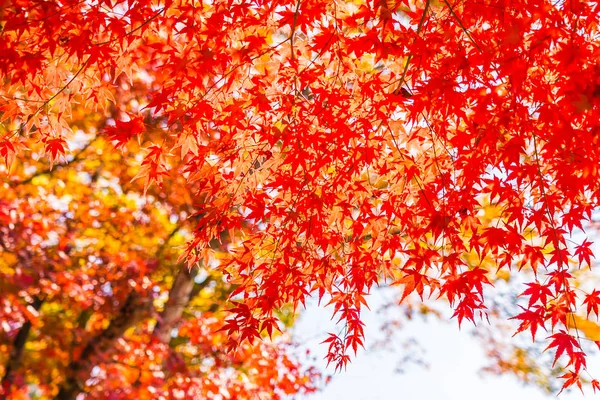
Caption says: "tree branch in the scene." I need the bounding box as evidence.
[53,292,150,400]
[442,0,482,52]
[394,0,430,94]
[11,135,98,186]
[1,296,43,395]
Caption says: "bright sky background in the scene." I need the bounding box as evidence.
[293,289,586,400]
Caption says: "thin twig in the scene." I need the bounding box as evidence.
[159,37,292,130]
[394,0,431,94]
[442,0,482,52]
[11,60,90,141]
[93,7,166,46]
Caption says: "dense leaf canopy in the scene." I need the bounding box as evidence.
[3,0,600,395]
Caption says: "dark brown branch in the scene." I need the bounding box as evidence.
[53,293,150,400]
[1,296,43,395]
[12,136,98,186]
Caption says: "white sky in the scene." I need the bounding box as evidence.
[293,290,585,400]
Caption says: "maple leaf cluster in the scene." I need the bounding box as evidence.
[3,0,600,395]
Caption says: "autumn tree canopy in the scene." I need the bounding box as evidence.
[3,0,600,395]
[0,116,321,398]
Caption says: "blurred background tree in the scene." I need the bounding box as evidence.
[0,98,321,400]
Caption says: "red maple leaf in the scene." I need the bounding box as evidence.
[545,331,580,367]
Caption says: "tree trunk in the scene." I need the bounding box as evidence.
[152,266,199,344]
